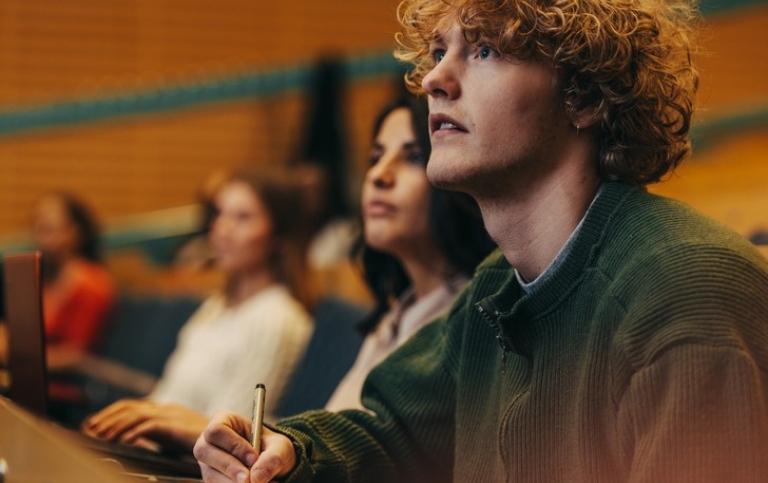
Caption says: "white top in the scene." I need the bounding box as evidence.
[149,285,312,421]
[325,277,469,411]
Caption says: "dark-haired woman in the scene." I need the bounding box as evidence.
[0,192,115,371]
[33,192,116,370]
[325,96,495,411]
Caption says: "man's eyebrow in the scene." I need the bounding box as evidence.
[428,34,446,46]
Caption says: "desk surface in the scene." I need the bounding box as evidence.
[0,396,132,482]
[0,396,202,482]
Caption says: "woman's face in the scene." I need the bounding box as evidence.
[32,196,80,260]
[362,107,435,258]
[210,181,275,275]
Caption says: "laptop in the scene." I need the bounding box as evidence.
[2,252,48,417]
[2,252,202,480]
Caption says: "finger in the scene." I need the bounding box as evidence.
[194,423,256,482]
[83,400,150,436]
[199,461,245,483]
[248,431,296,483]
[195,442,251,483]
[250,453,286,483]
[120,419,162,444]
[84,399,144,428]
[121,418,193,453]
[207,412,259,467]
[97,410,152,441]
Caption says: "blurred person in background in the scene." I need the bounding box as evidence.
[0,192,116,371]
[82,168,312,453]
[325,94,495,411]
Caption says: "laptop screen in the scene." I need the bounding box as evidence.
[2,251,49,417]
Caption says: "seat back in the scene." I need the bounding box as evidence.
[97,294,202,378]
[78,294,202,414]
[274,297,368,417]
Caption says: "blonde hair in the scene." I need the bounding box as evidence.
[396,0,701,185]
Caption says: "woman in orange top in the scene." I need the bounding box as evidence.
[31,192,116,369]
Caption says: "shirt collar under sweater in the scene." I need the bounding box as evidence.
[517,183,605,293]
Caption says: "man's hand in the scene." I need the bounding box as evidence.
[193,411,297,483]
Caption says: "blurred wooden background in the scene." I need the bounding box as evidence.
[0,0,766,245]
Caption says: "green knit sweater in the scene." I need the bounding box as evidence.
[278,182,768,482]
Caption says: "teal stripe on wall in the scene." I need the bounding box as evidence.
[701,0,767,14]
[691,103,768,148]
[0,52,404,137]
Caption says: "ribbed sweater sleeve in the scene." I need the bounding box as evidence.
[276,295,465,483]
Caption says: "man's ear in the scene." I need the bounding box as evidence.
[571,105,602,131]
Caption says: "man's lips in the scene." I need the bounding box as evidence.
[429,113,467,136]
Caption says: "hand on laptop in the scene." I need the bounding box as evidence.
[82,399,209,453]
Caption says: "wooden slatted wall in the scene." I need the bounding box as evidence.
[0,1,766,239]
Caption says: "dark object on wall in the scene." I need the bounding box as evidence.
[293,56,354,228]
[748,229,768,246]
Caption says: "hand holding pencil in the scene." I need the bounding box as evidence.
[193,384,297,483]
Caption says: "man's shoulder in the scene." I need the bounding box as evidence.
[601,187,766,271]
[594,186,768,344]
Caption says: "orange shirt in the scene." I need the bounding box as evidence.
[43,259,116,352]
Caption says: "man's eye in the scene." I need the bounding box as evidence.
[477,44,500,60]
[432,49,445,64]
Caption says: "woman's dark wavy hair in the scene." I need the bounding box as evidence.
[396,0,700,186]
[357,95,496,333]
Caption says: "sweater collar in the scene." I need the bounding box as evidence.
[475,181,636,347]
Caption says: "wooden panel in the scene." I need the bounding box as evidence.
[696,6,768,114]
[0,0,402,106]
[650,129,768,237]
[0,0,765,243]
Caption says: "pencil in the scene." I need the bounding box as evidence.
[250,384,266,452]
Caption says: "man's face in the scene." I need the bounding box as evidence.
[422,21,573,200]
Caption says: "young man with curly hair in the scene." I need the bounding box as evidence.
[194,0,768,481]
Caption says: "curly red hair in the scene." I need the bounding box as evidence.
[395,0,700,185]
